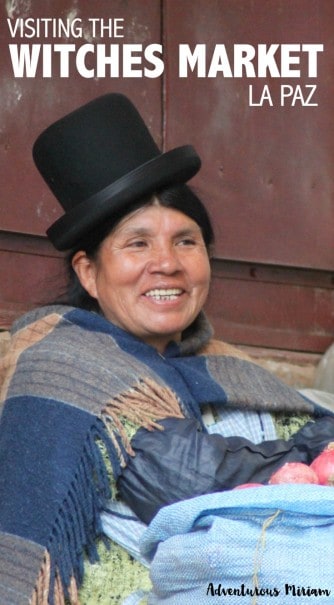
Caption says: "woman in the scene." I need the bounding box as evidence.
[0,94,333,605]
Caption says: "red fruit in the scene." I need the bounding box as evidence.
[234,483,263,489]
[310,443,334,486]
[269,462,319,485]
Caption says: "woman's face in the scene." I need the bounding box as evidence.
[72,203,211,352]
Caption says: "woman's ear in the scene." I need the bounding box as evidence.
[71,251,98,299]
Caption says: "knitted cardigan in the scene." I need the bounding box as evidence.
[0,305,315,605]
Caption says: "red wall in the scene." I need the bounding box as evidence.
[1,0,333,352]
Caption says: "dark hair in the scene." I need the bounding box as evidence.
[61,184,214,311]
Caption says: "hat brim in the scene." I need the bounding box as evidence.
[47,145,201,251]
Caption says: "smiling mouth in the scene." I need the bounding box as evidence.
[144,288,184,301]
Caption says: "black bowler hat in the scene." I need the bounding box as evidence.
[32,93,201,250]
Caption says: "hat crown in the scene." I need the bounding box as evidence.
[33,94,160,211]
[32,93,201,250]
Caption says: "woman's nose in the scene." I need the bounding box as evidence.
[147,244,182,273]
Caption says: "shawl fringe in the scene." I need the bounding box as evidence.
[102,377,184,456]
[31,419,123,605]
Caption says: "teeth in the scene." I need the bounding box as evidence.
[145,288,183,301]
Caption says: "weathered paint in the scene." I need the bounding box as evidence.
[0,0,333,354]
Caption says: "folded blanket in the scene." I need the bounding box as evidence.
[141,486,334,604]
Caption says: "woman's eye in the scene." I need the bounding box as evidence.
[128,240,147,248]
[178,238,196,246]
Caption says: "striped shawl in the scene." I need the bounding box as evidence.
[0,305,314,605]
